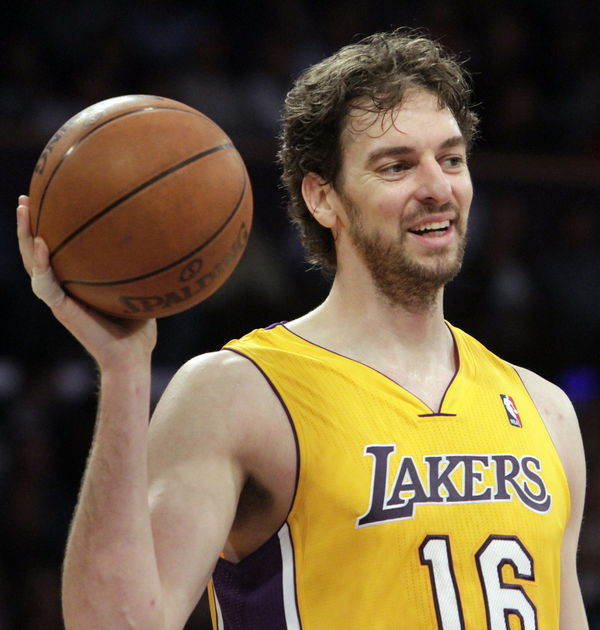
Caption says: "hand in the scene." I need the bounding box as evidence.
[17,195,157,369]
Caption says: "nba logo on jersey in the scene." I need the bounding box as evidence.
[501,394,522,427]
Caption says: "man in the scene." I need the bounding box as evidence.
[17,29,587,630]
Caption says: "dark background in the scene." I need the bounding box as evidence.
[1,0,599,627]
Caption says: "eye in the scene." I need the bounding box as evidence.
[379,161,412,177]
[442,155,465,169]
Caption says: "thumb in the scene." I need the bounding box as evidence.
[31,237,66,309]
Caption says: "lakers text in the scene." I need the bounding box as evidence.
[357,445,551,527]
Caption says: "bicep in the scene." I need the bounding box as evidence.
[146,356,247,630]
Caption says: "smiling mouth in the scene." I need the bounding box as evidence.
[408,220,451,236]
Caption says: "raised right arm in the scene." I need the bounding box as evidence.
[62,353,161,629]
[61,351,253,630]
[17,196,251,630]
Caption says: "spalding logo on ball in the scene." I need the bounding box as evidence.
[28,95,253,319]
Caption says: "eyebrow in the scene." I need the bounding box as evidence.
[365,135,466,166]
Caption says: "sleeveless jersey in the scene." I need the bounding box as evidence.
[208,322,569,630]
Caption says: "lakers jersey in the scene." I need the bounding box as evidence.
[208,322,569,629]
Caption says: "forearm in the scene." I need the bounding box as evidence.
[62,360,164,630]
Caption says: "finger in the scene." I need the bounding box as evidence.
[31,237,66,309]
[16,199,34,275]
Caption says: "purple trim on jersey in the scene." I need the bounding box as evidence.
[223,347,300,515]
[280,322,461,416]
[213,533,289,629]
[417,412,458,418]
[217,346,303,628]
[264,321,289,330]
[219,348,300,630]
[435,323,460,414]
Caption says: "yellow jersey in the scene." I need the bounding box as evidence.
[208,322,569,629]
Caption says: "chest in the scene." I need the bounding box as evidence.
[278,368,567,628]
[277,361,567,524]
[221,329,569,628]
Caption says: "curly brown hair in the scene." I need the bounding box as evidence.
[277,28,479,275]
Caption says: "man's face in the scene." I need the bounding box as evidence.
[333,89,474,310]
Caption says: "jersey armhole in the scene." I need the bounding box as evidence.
[223,347,302,528]
[511,365,572,519]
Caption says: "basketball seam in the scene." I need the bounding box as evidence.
[61,172,249,287]
[49,142,235,259]
[34,105,219,236]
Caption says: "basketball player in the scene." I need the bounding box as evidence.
[17,29,588,629]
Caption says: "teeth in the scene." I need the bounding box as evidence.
[412,220,450,232]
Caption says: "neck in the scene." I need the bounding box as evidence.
[289,271,453,367]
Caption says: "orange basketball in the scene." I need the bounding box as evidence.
[28,95,252,319]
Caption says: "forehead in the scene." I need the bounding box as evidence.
[340,89,463,158]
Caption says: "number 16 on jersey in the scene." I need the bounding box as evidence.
[420,534,537,629]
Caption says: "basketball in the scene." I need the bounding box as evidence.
[28,94,253,319]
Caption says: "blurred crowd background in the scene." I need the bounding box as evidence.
[1,0,599,628]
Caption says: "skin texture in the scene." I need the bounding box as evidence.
[17,89,588,630]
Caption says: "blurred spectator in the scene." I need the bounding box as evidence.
[170,19,242,136]
[535,201,600,371]
[448,191,539,367]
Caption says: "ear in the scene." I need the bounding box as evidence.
[301,172,338,229]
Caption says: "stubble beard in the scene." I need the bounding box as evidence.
[344,198,468,313]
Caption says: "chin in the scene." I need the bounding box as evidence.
[410,249,464,282]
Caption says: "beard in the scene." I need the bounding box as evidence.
[343,194,467,313]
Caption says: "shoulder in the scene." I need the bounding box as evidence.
[149,348,297,554]
[512,364,577,432]
[158,348,281,424]
[512,364,585,499]
[150,349,288,466]
[173,348,267,393]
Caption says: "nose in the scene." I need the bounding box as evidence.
[414,159,452,206]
